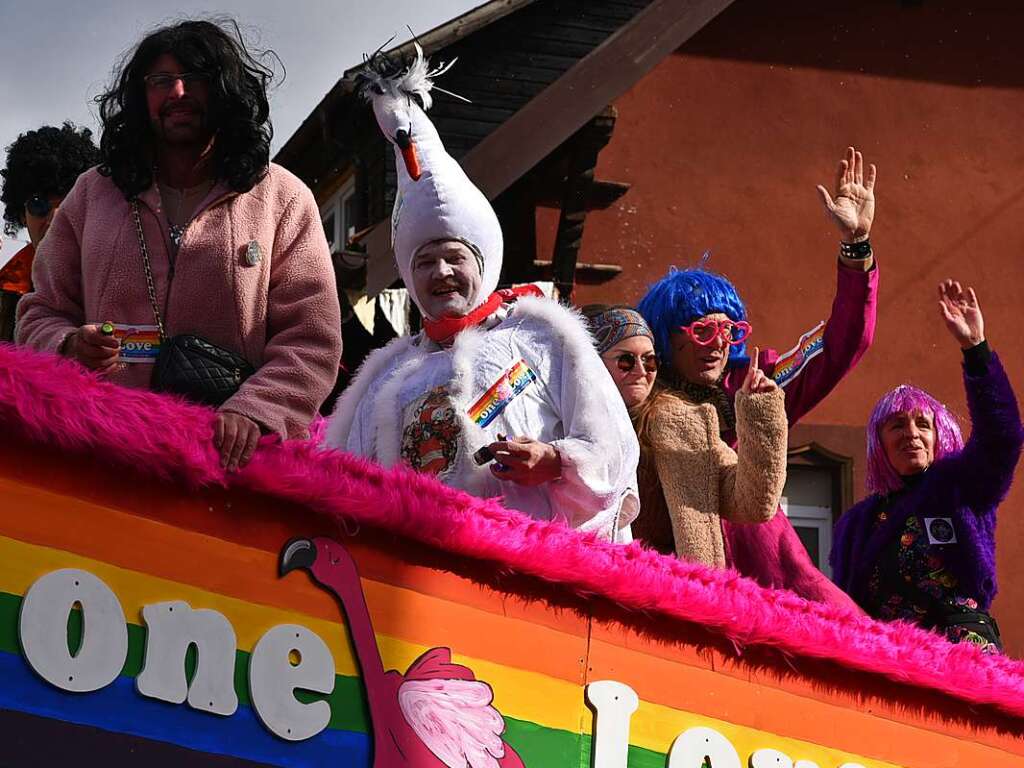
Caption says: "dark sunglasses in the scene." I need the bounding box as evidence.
[144,71,212,91]
[25,194,55,219]
[610,351,659,373]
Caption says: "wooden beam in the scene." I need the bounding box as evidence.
[551,108,616,303]
[365,0,737,294]
[534,179,631,211]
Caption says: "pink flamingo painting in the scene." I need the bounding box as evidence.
[280,537,526,767]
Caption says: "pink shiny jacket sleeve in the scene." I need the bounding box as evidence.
[721,261,878,609]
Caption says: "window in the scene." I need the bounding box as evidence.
[320,177,357,254]
[782,445,854,578]
[781,497,833,577]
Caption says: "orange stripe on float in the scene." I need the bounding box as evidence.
[0,475,589,688]
[0,438,590,642]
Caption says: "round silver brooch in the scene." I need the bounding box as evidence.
[245,240,262,267]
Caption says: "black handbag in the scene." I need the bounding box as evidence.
[131,200,254,406]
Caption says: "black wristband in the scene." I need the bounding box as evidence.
[839,239,872,260]
[962,339,991,377]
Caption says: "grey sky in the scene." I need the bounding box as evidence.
[0,0,482,266]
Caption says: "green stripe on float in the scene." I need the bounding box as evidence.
[0,591,650,766]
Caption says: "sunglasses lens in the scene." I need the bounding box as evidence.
[616,354,635,372]
[26,195,51,218]
[642,355,659,372]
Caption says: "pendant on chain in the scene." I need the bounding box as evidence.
[169,223,185,250]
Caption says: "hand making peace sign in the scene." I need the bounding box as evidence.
[739,346,777,395]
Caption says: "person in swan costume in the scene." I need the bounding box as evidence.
[323,47,639,542]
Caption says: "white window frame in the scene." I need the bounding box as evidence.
[781,497,833,578]
[319,177,356,255]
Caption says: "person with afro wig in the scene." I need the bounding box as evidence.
[0,122,99,339]
[831,280,1022,652]
[637,146,880,610]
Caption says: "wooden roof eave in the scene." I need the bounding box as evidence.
[273,0,538,170]
[364,0,738,295]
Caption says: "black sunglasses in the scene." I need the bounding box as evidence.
[25,194,55,219]
[610,351,658,373]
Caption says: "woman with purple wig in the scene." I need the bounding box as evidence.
[831,280,1023,652]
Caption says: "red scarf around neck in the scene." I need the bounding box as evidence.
[422,285,545,343]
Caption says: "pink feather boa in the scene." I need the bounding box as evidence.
[3,342,1024,717]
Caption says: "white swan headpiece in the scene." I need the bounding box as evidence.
[359,45,503,319]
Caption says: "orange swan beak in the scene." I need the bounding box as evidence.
[395,129,422,181]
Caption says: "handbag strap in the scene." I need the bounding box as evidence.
[130,199,167,342]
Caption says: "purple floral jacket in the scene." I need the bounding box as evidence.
[831,351,1023,610]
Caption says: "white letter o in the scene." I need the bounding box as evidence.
[19,568,128,692]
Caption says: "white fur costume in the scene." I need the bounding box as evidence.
[325,47,639,540]
[327,297,639,540]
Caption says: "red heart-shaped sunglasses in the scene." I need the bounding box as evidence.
[679,319,752,346]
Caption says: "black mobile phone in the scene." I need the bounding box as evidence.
[472,433,507,466]
[472,445,496,466]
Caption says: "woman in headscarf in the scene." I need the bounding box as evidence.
[584,305,788,566]
[831,280,1023,652]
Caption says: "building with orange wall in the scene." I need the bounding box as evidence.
[564,0,1024,653]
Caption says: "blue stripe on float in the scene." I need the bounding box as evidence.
[0,650,370,767]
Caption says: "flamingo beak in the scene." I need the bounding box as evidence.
[280,537,317,576]
[395,129,422,181]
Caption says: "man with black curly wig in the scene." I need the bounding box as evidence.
[17,19,342,471]
[0,122,99,339]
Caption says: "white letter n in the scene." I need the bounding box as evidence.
[136,601,238,716]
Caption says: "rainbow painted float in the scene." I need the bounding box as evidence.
[2,342,1024,767]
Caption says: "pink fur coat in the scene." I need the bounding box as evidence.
[16,165,341,438]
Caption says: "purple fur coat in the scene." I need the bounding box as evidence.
[831,352,1023,610]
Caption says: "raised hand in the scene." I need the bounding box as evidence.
[938,279,985,350]
[739,347,777,394]
[816,146,877,243]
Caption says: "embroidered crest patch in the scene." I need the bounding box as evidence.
[772,321,826,388]
[400,386,460,476]
[468,359,538,427]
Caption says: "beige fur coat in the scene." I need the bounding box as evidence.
[641,387,788,567]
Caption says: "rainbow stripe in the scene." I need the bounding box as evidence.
[108,324,162,363]
[468,358,537,427]
[1,439,1022,767]
[772,320,826,387]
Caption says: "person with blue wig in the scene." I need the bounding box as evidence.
[831,280,1022,652]
[583,305,788,567]
[636,146,879,609]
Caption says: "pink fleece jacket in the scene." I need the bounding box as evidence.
[17,165,341,439]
